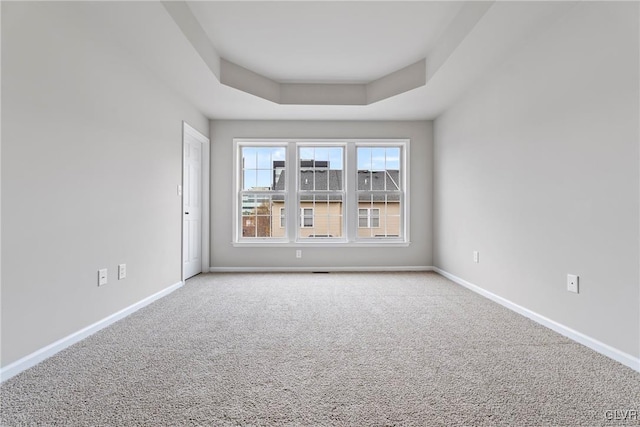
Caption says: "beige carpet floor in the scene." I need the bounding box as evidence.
[1,272,639,426]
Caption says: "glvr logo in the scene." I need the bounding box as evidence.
[604,409,638,421]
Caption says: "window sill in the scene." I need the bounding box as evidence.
[231,241,411,248]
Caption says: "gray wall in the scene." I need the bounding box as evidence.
[1,2,208,366]
[210,120,432,270]
[434,2,639,357]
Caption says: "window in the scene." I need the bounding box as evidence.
[298,146,344,239]
[358,208,380,228]
[234,139,407,245]
[239,146,286,239]
[356,146,402,239]
[300,208,314,228]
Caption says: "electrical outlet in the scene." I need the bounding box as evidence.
[296,250,302,259]
[98,269,108,286]
[118,264,126,280]
[567,274,579,293]
[473,251,479,263]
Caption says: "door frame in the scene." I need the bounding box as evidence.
[182,121,210,281]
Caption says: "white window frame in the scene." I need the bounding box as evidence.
[234,141,288,243]
[233,138,409,247]
[354,142,406,243]
[279,207,286,228]
[296,142,346,241]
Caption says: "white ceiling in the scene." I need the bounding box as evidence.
[90,1,574,121]
[187,1,463,83]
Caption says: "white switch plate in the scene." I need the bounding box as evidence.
[473,251,479,263]
[567,274,579,293]
[296,250,302,259]
[118,264,126,280]
[177,184,182,196]
[98,268,108,286]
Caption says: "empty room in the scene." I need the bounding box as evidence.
[1,1,639,425]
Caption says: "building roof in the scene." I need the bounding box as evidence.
[273,168,400,202]
[357,170,400,191]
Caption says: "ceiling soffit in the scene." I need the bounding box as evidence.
[161,1,492,106]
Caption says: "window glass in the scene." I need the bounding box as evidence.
[301,208,314,228]
[242,147,286,191]
[239,146,286,239]
[241,194,282,238]
[298,146,344,239]
[357,146,402,239]
[299,147,343,191]
[299,196,343,238]
[357,146,400,191]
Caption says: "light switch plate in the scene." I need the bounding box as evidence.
[118,264,126,280]
[98,269,107,286]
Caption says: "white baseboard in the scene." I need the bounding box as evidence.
[433,268,640,373]
[209,266,434,273]
[0,281,184,382]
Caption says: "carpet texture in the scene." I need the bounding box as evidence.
[1,272,639,426]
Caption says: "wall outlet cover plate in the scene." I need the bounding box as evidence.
[567,274,579,293]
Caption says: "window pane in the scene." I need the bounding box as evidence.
[386,147,400,170]
[383,195,401,237]
[299,147,314,160]
[243,170,257,191]
[358,194,374,207]
[242,146,285,191]
[242,215,256,237]
[299,146,343,191]
[299,195,343,238]
[357,146,401,191]
[371,209,380,228]
[241,194,283,238]
[357,170,372,191]
[301,208,314,228]
[315,169,328,191]
[256,170,272,190]
[357,194,400,238]
[371,147,386,171]
[327,216,342,237]
[242,147,257,169]
[329,148,343,169]
[256,214,271,237]
[255,147,285,168]
[357,147,371,170]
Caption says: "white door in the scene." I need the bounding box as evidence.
[183,131,202,279]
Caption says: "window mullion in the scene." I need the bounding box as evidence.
[346,143,357,242]
[287,141,297,241]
